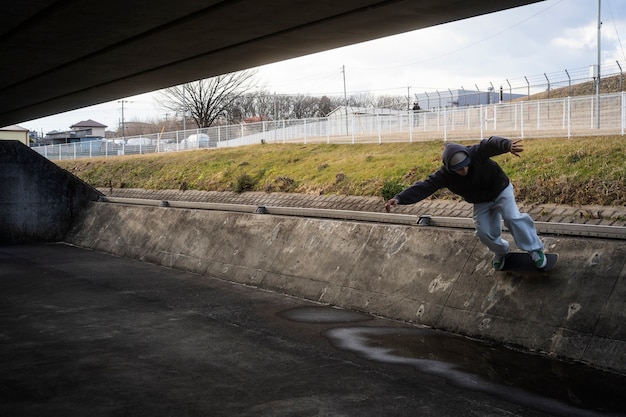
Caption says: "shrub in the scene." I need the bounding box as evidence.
[233,172,256,193]
[381,179,405,201]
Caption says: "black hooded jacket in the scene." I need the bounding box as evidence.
[394,136,512,204]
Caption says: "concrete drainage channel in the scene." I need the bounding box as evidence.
[69,196,626,381]
[98,196,626,239]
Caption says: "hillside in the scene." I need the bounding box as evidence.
[522,73,624,101]
[57,135,626,207]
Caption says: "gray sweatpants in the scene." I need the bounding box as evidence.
[472,183,544,256]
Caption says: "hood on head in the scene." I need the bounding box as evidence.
[442,142,470,171]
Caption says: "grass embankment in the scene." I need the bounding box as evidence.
[56,136,626,206]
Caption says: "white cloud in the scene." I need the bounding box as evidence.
[552,24,597,49]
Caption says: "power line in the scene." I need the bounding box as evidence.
[607,0,626,63]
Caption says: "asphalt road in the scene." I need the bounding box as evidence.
[1,243,623,417]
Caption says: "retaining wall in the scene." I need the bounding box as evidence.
[65,201,626,374]
[0,141,101,244]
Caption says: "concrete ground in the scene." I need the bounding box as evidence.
[2,243,625,417]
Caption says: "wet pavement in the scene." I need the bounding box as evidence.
[1,243,625,417]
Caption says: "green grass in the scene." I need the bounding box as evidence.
[57,136,626,206]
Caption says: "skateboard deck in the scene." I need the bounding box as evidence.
[499,252,559,272]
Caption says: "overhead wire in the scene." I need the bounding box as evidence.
[606,0,626,64]
[259,0,571,96]
[346,0,565,72]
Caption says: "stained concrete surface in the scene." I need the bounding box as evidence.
[65,201,626,374]
[1,243,624,417]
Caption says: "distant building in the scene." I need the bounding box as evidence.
[414,89,526,110]
[327,106,401,120]
[0,125,29,146]
[45,119,107,145]
[326,106,404,135]
[70,119,107,137]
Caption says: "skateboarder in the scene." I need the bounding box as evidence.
[384,136,546,270]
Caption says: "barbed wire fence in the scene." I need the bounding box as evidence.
[34,63,626,161]
[414,62,624,110]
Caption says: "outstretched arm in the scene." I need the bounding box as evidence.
[384,173,444,213]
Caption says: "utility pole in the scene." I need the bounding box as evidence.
[182,84,187,133]
[118,100,128,139]
[596,0,602,129]
[407,86,411,110]
[342,65,348,135]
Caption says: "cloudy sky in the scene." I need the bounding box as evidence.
[21,0,626,134]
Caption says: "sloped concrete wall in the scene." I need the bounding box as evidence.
[0,141,102,244]
[65,202,626,374]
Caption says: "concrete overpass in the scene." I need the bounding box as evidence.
[1,0,542,127]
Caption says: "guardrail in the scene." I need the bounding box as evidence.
[99,196,626,240]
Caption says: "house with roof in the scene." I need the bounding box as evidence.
[0,125,30,146]
[70,119,107,137]
[45,119,107,145]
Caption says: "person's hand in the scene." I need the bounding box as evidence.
[385,198,398,213]
[509,139,524,157]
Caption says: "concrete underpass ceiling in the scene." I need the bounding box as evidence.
[1,0,542,127]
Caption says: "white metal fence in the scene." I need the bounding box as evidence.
[34,92,626,161]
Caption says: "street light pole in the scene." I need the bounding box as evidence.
[596,0,602,129]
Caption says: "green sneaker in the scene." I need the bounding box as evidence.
[530,251,547,268]
[492,254,506,271]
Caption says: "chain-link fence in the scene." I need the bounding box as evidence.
[34,92,626,161]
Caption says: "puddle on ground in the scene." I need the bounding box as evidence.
[278,306,373,323]
[324,326,626,417]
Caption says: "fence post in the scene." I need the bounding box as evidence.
[479,105,484,138]
[519,101,524,139]
[282,120,286,144]
[537,102,541,130]
[622,92,626,135]
[493,106,497,131]
[567,97,571,138]
[351,117,355,144]
[326,119,330,144]
[443,107,447,141]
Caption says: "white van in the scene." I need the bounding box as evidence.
[181,133,211,149]
[126,137,152,146]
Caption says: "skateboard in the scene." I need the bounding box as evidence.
[498,252,559,272]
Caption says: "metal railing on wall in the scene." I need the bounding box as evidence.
[34,92,626,161]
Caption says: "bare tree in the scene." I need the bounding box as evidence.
[318,96,335,116]
[374,94,407,111]
[157,69,260,128]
